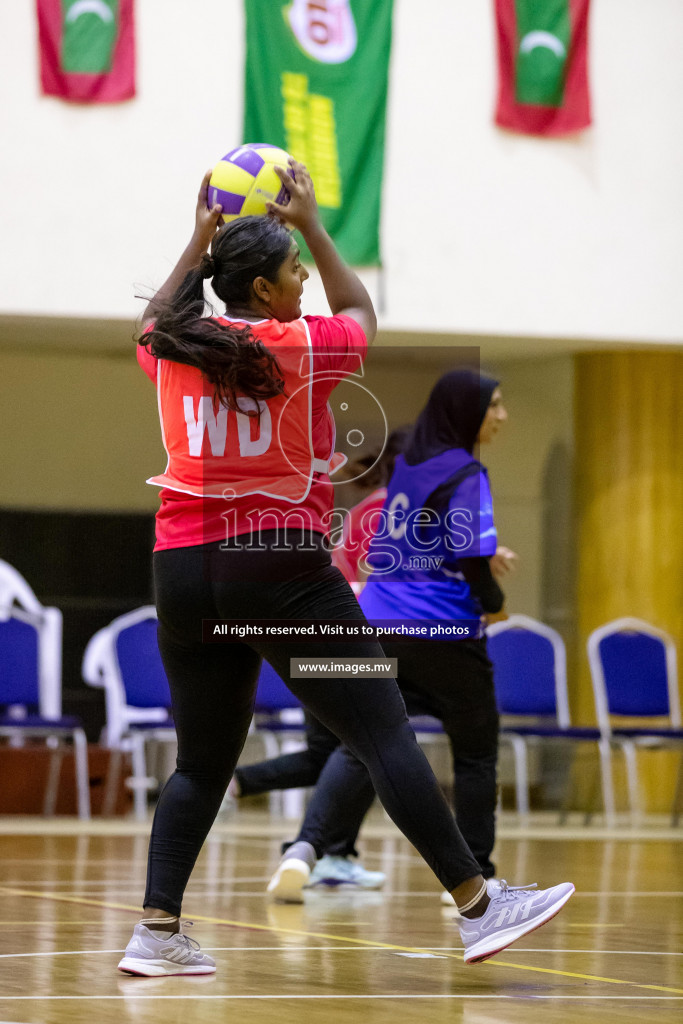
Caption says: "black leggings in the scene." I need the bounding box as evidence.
[145,538,481,915]
[235,712,374,857]
[235,711,339,799]
[236,639,498,872]
[291,639,499,876]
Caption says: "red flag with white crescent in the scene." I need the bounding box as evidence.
[494,0,591,136]
[37,0,136,103]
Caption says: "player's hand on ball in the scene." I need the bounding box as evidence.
[267,160,319,235]
[194,169,224,249]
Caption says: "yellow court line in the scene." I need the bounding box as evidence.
[1,886,681,996]
[489,960,683,994]
[0,921,110,926]
[0,888,144,916]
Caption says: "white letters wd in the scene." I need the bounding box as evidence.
[236,398,272,457]
[183,396,227,456]
[183,396,272,458]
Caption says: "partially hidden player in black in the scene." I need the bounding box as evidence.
[267,369,519,908]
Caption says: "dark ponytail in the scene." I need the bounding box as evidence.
[140,216,294,412]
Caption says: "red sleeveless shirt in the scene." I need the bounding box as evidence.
[139,314,367,550]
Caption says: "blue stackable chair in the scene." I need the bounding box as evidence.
[82,606,175,820]
[252,659,306,756]
[487,614,604,821]
[0,559,90,819]
[588,617,683,825]
[247,660,307,817]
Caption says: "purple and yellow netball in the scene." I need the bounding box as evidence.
[207,143,293,223]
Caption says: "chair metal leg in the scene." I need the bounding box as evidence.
[259,732,281,761]
[558,744,577,825]
[72,728,91,820]
[43,744,64,816]
[279,737,307,820]
[582,753,603,825]
[130,734,151,821]
[672,751,683,828]
[617,739,641,823]
[507,735,530,816]
[101,747,124,817]
[598,738,616,826]
[282,788,306,820]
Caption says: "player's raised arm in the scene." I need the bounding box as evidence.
[140,170,223,328]
[267,161,377,345]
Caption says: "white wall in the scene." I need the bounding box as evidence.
[1,1,682,341]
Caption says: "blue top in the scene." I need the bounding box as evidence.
[359,449,497,629]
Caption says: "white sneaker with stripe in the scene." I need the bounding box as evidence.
[459,879,575,964]
[118,922,216,977]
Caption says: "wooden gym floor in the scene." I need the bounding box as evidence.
[0,809,681,1024]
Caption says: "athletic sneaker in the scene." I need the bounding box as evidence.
[118,922,216,977]
[307,855,386,890]
[459,879,575,964]
[266,842,317,904]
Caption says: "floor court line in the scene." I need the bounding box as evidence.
[0,945,680,959]
[1,995,682,1001]
[431,947,683,955]
[0,880,272,890]
[0,926,122,933]
[5,879,683,899]
[1,886,681,996]
[1,823,679,845]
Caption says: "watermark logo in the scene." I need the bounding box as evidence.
[277,370,388,486]
[216,501,477,584]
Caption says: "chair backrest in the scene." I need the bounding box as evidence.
[0,612,39,709]
[487,614,570,727]
[254,661,301,713]
[587,617,680,733]
[0,559,44,615]
[0,561,63,719]
[82,606,171,747]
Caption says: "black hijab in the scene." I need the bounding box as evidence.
[404,368,499,465]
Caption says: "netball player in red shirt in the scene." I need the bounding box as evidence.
[118,161,574,976]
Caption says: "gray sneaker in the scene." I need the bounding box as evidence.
[459,879,575,964]
[118,922,216,977]
[266,841,317,904]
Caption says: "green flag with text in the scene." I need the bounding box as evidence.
[243,0,393,265]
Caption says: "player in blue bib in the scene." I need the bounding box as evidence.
[271,367,517,891]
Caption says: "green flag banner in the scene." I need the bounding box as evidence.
[61,0,119,73]
[243,0,393,265]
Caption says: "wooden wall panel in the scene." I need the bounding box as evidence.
[574,352,683,811]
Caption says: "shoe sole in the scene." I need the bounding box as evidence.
[307,878,386,890]
[118,957,216,977]
[463,885,575,965]
[266,859,310,903]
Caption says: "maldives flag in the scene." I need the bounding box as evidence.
[37,0,136,103]
[494,0,591,136]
